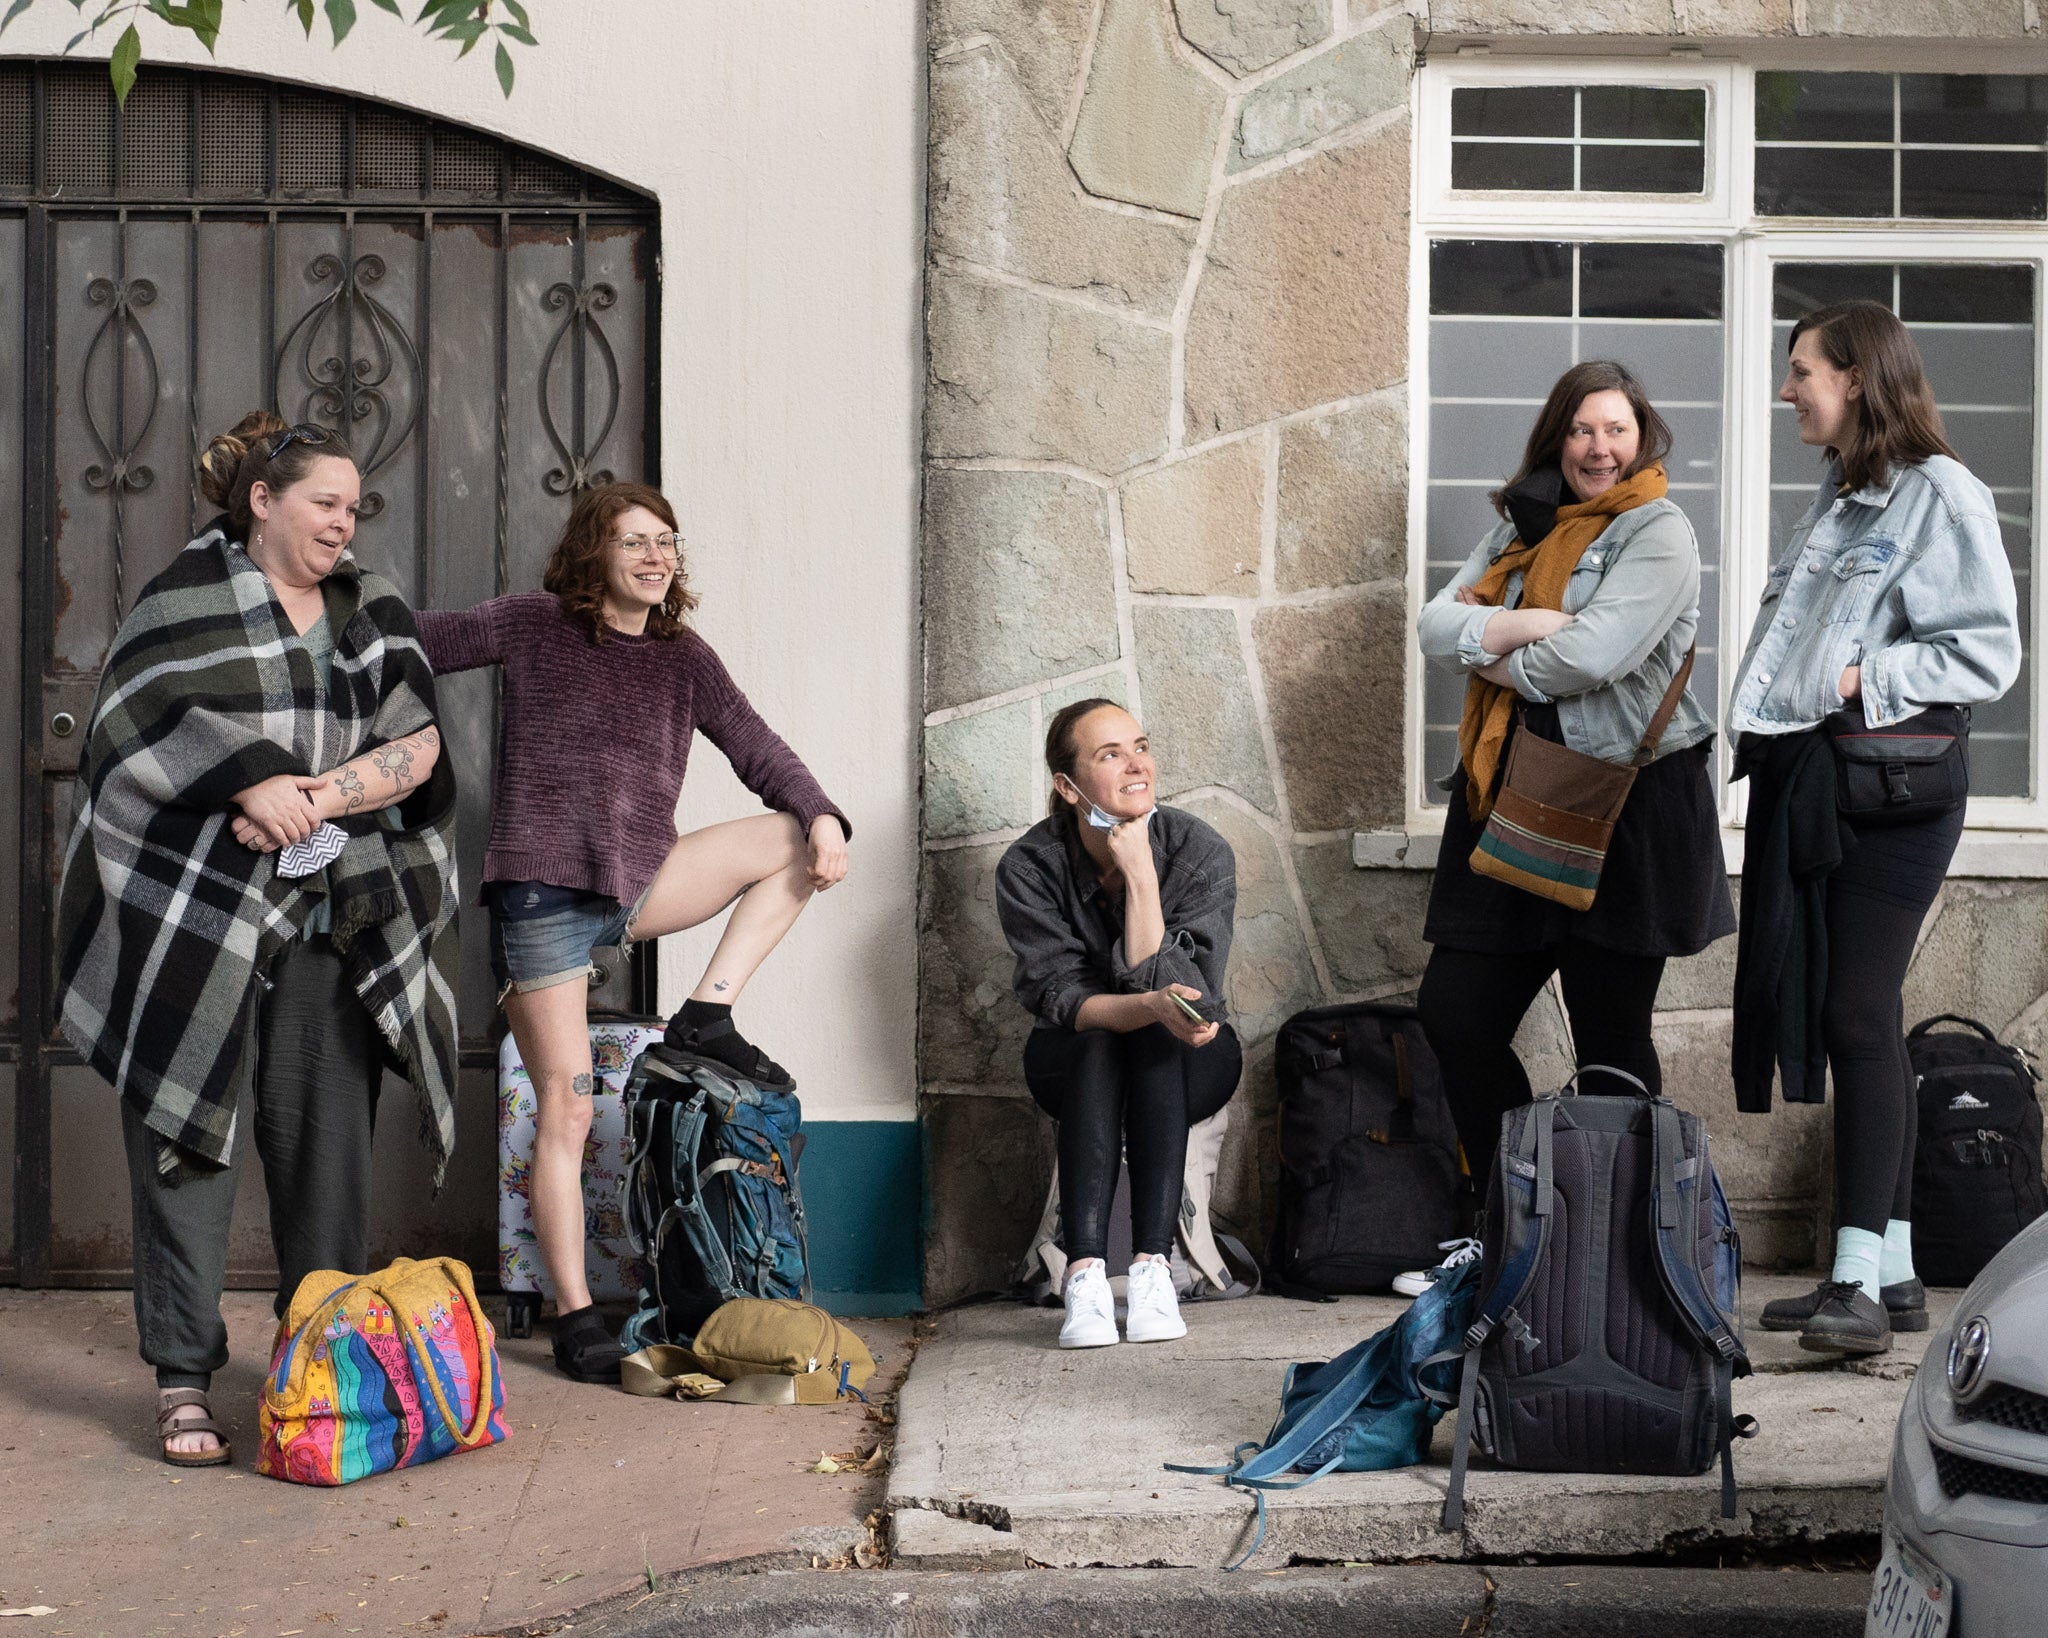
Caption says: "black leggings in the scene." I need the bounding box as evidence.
[1024,1024,1242,1262]
[1824,804,1965,1234]
[1416,939,1668,1178]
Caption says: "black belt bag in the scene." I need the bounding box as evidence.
[1823,704,1969,824]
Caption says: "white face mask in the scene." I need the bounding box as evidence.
[1059,776,1153,832]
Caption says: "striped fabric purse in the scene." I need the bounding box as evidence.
[258,1256,507,1486]
[1469,648,1694,911]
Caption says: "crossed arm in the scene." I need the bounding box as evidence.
[230,724,442,851]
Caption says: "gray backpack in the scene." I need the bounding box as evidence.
[1439,1069,1754,1531]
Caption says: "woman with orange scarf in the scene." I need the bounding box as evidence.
[1404,362,1733,1285]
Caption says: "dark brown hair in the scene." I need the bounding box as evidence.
[1789,300,1957,495]
[1043,696,1124,818]
[196,409,357,541]
[1490,360,1673,515]
[541,481,698,644]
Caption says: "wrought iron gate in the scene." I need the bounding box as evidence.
[1,63,660,1284]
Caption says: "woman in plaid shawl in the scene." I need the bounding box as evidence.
[55,410,461,1467]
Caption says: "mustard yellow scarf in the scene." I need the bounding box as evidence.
[1458,464,1668,820]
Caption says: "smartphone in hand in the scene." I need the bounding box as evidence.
[1167,990,1215,1026]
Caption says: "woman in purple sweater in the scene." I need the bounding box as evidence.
[416,481,849,1381]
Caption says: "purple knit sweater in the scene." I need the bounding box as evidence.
[416,593,847,906]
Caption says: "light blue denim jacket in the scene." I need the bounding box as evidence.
[1727,456,2021,736]
[1417,498,1716,772]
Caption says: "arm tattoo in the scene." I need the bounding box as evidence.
[570,1072,593,1097]
[372,739,418,792]
[333,766,368,813]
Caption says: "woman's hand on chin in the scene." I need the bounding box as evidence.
[806,813,849,891]
[1105,813,1157,880]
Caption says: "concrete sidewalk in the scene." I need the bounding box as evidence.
[0,1290,910,1637]
[886,1276,1953,1572]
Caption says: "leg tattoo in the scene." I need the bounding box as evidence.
[570,1072,593,1097]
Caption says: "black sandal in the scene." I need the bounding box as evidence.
[157,1388,233,1468]
[659,1014,793,1088]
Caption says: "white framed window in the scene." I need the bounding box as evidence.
[1407,58,2048,844]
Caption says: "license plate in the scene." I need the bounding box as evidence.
[1866,1531,1952,1638]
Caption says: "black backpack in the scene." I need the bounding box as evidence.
[1440,1069,1752,1532]
[1907,1016,2047,1287]
[1272,1003,1465,1295]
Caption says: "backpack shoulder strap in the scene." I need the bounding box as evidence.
[1438,1341,1485,1533]
[1647,1100,1744,1366]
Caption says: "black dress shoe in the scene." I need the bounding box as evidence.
[1798,1282,1892,1356]
[1760,1277,1928,1333]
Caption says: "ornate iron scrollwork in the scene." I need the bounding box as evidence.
[539,279,621,495]
[274,253,423,519]
[81,275,161,619]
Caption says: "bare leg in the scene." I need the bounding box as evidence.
[629,813,814,1002]
[502,980,598,1315]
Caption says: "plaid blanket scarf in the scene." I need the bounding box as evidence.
[56,529,462,1181]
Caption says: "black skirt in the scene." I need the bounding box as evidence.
[1426,707,1736,959]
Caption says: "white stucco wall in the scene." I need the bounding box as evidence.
[5,1,924,1123]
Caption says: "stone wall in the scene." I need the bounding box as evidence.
[918,0,2048,1304]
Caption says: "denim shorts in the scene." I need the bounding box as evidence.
[486,880,644,1000]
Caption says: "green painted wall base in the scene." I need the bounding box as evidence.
[801,1118,922,1317]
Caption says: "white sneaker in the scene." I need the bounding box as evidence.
[1059,1262,1119,1349]
[1391,1236,1484,1299]
[1124,1257,1188,1344]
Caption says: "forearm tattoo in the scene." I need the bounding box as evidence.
[571,1072,593,1097]
[337,726,439,814]
[372,740,417,791]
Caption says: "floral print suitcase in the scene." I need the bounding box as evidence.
[497,1018,662,1337]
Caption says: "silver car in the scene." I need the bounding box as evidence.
[1872,1213,2048,1638]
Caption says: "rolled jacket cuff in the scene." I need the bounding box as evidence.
[1507,649,1555,704]
[1454,606,1503,670]
[1860,649,1904,728]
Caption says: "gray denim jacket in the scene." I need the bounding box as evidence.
[994,805,1235,1031]
[1727,456,2021,735]
[1417,498,1716,773]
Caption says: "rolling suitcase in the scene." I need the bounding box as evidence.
[498,1001,663,1339]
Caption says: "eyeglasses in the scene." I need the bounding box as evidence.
[265,422,336,461]
[615,532,681,563]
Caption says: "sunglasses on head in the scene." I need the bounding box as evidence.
[265,422,336,461]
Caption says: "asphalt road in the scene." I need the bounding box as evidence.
[552,1564,1873,1637]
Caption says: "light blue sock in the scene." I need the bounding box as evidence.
[1832,1227,1884,1303]
[1880,1219,1917,1288]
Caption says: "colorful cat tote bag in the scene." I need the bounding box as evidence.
[258,1255,508,1486]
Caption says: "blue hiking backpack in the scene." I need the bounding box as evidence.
[619,1047,811,1350]
[1168,1258,1479,1568]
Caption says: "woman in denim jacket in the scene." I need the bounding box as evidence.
[1410,362,1735,1289]
[1729,300,2020,1356]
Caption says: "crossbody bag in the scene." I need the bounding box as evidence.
[1468,647,1695,912]
[1822,703,1969,825]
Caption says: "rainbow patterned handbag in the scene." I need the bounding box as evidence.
[258,1255,507,1486]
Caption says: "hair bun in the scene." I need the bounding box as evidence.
[197,409,290,510]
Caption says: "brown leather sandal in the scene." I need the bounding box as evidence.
[156,1388,233,1468]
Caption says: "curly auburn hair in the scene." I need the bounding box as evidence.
[542,480,699,643]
